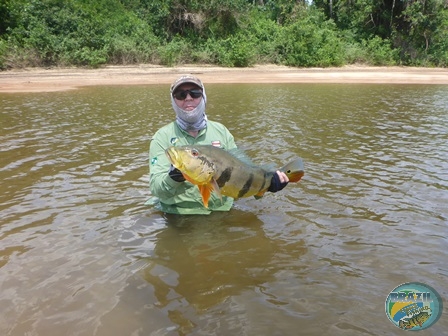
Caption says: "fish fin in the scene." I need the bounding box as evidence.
[227,147,257,167]
[197,180,222,208]
[197,184,212,208]
[254,190,267,199]
[280,158,305,182]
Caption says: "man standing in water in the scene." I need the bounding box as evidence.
[149,75,288,215]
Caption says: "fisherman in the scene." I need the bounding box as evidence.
[149,75,289,215]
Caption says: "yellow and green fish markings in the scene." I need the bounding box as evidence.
[165,145,304,208]
[398,311,431,330]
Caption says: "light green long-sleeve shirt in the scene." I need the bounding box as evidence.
[148,120,237,215]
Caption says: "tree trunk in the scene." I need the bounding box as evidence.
[390,0,396,29]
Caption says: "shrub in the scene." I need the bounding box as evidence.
[276,10,344,67]
[427,10,448,67]
[107,28,160,64]
[245,10,283,64]
[202,34,256,67]
[0,39,7,69]
[158,37,191,66]
[361,37,398,66]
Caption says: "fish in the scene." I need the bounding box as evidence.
[165,145,304,208]
[398,311,431,329]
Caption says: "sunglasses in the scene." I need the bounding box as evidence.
[173,89,203,100]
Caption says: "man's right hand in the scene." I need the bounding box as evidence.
[168,165,186,182]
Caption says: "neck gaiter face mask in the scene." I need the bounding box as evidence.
[170,89,208,131]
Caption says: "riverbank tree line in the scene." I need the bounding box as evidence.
[0,0,447,69]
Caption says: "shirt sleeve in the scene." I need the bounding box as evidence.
[148,131,186,200]
[223,125,238,150]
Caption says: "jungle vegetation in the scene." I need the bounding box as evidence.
[0,0,447,69]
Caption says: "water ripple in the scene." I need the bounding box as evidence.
[1,84,447,335]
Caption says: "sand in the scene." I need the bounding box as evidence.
[0,64,447,93]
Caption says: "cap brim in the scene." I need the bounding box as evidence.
[170,75,204,93]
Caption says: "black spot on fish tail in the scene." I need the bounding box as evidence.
[216,167,233,187]
[238,173,254,198]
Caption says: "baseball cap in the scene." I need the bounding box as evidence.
[170,75,204,94]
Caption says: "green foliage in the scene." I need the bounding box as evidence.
[0,0,11,35]
[4,0,160,67]
[276,8,345,67]
[429,10,448,67]
[361,36,398,65]
[157,37,191,66]
[203,33,256,67]
[244,10,283,64]
[339,35,398,66]
[0,0,446,68]
[107,17,160,64]
[394,0,448,66]
[0,39,7,69]
[315,0,448,66]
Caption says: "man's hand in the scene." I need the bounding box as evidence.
[268,171,289,192]
[168,165,186,182]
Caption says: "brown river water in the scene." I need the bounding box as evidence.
[1,84,447,335]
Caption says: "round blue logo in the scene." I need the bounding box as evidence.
[385,282,443,330]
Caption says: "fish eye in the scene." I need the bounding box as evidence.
[191,149,199,157]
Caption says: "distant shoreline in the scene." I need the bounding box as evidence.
[1,64,448,93]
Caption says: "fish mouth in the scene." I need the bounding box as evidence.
[165,148,174,163]
[165,147,179,166]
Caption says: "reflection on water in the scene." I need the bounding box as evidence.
[118,210,307,334]
[1,84,447,335]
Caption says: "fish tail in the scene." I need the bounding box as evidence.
[280,158,305,182]
[288,170,305,182]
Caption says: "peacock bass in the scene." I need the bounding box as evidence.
[165,145,304,208]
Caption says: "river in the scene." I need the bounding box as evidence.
[1,83,447,335]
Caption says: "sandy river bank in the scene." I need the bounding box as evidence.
[1,64,448,92]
